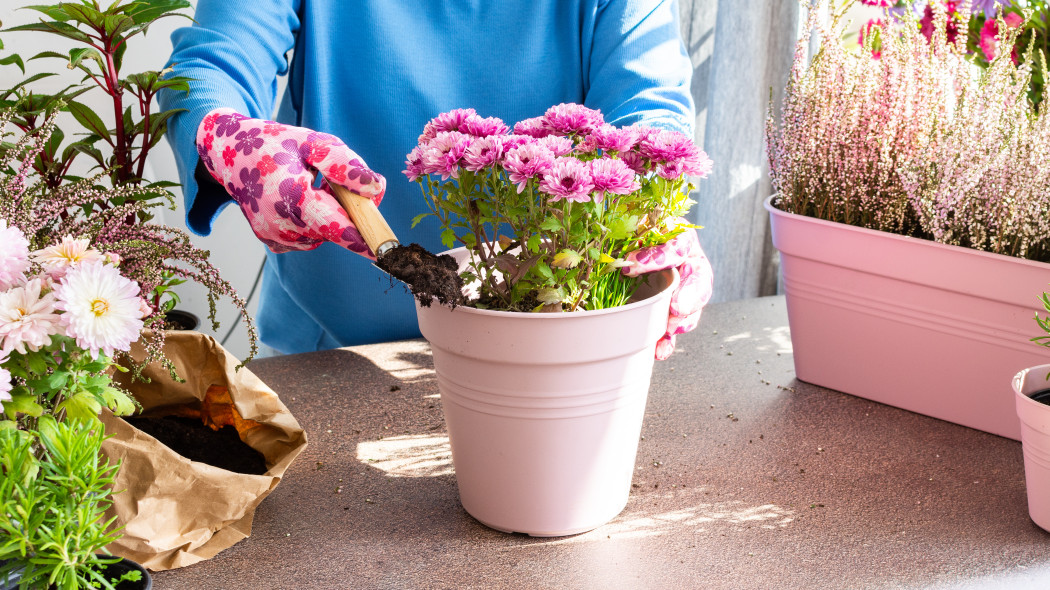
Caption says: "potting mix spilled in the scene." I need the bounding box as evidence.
[375,243,464,308]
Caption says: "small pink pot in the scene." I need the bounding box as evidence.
[767,196,1049,440]
[415,247,679,536]
[1013,365,1050,532]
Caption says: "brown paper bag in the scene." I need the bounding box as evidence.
[99,331,308,571]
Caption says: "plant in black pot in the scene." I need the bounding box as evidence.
[0,418,150,590]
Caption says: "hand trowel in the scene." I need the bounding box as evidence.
[324,179,463,307]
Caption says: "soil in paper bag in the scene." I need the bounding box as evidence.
[124,385,268,475]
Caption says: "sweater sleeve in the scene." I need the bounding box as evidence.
[584,0,695,135]
[157,0,301,236]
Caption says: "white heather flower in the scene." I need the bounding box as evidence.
[32,236,105,271]
[0,219,30,291]
[55,262,144,358]
[0,278,60,354]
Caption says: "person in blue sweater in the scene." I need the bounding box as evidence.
[160,0,699,355]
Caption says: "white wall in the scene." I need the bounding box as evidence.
[0,1,265,360]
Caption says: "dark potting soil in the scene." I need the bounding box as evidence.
[125,415,267,475]
[1031,388,1050,406]
[376,243,464,308]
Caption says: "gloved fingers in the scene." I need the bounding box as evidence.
[307,139,387,206]
[654,308,703,361]
[299,182,374,257]
[621,219,699,278]
[668,246,714,318]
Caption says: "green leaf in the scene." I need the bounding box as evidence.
[526,234,541,253]
[0,53,25,74]
[65,141,105,168]
[67,47,103,71]
[102,14,136,38]
[56,391,103,422]
[26,352,48,376]
[440,228,457,249]
[534,261,555,281]
[2,394,44,419]
[66,100,111,141]
[539,216,562,232]
[551,249,582,269]
[125,0,193,26]
[101,387,136,416]
[2,21,92,44]
[410,213,429,229]
[18,5,71,21]
[47,371,69,390]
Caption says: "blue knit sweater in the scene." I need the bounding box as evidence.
[160,0,695,353]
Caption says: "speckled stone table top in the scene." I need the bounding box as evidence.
[154,296,1050,590]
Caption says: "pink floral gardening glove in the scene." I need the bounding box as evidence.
[196,108,386,255]
[622,222,714,360]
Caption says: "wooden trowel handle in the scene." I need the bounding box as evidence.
[327,181,399,257]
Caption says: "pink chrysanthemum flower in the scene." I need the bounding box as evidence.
[0,219,30,292]
[535,136,575,157]
[512,117,550,138]
[0,278,60,354]
[542,103,604,136]
[539,157,594,202]
[461,115,509,138]
[462,136,505,172]
[32,236,105,271]
[501,134,534,151]
[589,124,640,153]
[503,143,556,193]
[589,158,640,201]
[422,131,473,180]
[54,262,144,359]
[620,150,648,175]
[979,12,1023,62]
[418,108,478,143]
[403,146,426,181]
[639,129,699,163]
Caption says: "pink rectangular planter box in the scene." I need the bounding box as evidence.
[766,196,1050,440]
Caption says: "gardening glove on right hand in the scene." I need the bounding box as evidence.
[622,222,714,360]
[195,108,386,255]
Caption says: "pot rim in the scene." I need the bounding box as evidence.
[1014,364,1050,410]
[420,246,680,320]
[764,194,1050,270]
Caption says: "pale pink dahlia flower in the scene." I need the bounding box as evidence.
[0,220,30,291]
[0,278,61,354]
[32,236,105,271]
[55,262,144,359]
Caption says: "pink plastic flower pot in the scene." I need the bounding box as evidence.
[414,247,679,536]
[766,196,1049,440]
[1013,365,1050,532]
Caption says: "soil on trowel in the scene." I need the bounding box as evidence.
[125,415,268,475]
[375,243,464,308]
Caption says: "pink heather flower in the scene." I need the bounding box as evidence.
[422,131,473,180]
[979,12,1023,62]
[403,146,426,181]
[418,108,478,143]
[859,0,893,6]
[461,115,509,138]
[589,158,640,201]
[503,143,556,193]
[542,103,604,136]
[462,136,504,172]
[588,124,640,153]
[0,278,60,354]
[535,135,575,157]
[54,262,144,359]
[512,116,550,138]
[32,236,105,271]
[0,359,10,402]
[0,219,30,292]
[539,157,594,202]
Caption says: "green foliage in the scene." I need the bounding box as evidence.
[1034,290,1050,350]
[416,157,696,312]
[0,419,138,590]
[0,0,193,213]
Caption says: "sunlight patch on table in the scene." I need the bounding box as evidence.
[723,326,792,355]
[356,434,452,477]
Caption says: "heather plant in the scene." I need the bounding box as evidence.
[405,104,711,312]
[767,0,1050,262]
[0,1,258,373]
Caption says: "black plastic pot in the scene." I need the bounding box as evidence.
[163,309,200,331]
[0,557,150,590]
